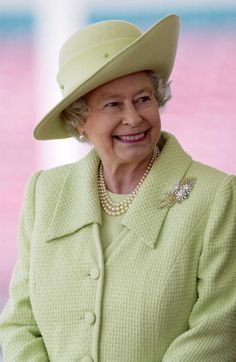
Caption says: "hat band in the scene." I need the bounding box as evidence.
[57,37,137,97]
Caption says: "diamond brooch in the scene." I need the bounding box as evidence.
[160,177,197,208]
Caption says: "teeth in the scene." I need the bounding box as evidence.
[119,132,145,141]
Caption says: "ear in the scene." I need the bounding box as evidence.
[76,125,85,136]
[76,125,89,141]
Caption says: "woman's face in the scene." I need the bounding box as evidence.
[79,71,161,167]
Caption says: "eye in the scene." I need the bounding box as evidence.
[104,101,119,108]
[136,96,151,103]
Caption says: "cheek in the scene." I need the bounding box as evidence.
[85,116,116,138]
[153,111,161,129]
[148,112,161,138]
[145,110,160,129]
[85,126,115,150]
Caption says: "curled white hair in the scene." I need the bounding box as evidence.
[60,71,172,141]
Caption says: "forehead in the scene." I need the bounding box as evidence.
[85,71,152,102]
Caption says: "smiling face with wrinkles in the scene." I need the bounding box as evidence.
[78,71,161,171]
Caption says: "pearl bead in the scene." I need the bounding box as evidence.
[98,146,160,216]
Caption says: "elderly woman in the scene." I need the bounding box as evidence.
[0,14,235,362]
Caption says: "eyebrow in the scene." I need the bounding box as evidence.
[98,87,154,101]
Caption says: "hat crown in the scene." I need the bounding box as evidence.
[34,14,180,140]
[59,20,142,67]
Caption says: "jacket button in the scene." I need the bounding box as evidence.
[84,311,96,325]
[90,267,100,280]
[81,356,93,362]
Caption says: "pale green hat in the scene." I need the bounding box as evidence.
[34,14,180,140]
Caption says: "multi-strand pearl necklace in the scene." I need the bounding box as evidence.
[98,146,160,216]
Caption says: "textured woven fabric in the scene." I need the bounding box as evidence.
[0,131,235,361]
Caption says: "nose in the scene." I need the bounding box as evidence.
[121,102,142,127]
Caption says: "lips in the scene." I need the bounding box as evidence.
[113,130,148,143]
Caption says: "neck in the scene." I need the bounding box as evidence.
[101,151,155,194]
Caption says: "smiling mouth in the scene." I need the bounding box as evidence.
[113,130,149,143]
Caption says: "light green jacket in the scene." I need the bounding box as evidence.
[0,131,236,361]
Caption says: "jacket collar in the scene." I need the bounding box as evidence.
[44,131,192,247]
[122,131,192,248]
[43,147,102,242]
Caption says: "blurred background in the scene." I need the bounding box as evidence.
[0,0,235,358]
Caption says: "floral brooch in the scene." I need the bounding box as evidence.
[160,177,197,208]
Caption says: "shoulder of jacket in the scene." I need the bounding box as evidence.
[33,157,87,196]
[38,157,86,181]
[189,160,229,184]
[40,161,74,178]
[188,160,234,203]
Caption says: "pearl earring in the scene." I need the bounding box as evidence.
[79,133,86,142]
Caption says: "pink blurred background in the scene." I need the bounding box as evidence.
[0,6,236,313]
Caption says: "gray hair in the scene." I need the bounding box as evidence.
[60,71,172,141]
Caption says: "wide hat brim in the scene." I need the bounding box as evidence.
[34,14,180,140]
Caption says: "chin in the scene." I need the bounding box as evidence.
[117,147,152,163]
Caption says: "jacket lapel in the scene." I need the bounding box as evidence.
[43,131,193,248]
[43,147,102,242]
[122,131,192,249]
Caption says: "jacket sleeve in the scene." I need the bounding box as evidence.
[0,171,50,361]
[162,174,236,361]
